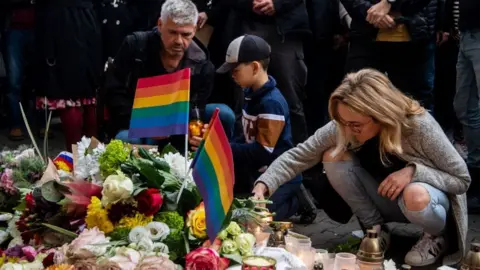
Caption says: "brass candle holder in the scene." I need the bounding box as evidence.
[267,221,293,247]
[242,256,276,270]
[357,229,384,270]
[461,243,480,270]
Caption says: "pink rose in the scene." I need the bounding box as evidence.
[21,246,37,262]
[185,247,230,270]
[68,227,109,256]
[136,256,176,270]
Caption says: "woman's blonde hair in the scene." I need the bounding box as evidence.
[328,69,425,163]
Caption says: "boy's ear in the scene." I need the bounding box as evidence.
[252,61,261,74]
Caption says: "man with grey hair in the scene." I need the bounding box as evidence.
[105,0,235,153]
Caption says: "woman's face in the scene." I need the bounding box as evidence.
[337,102,381,145]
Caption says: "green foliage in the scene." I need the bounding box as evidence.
[154,211,184,231]
[99,140,130,176]
[108,227,131,242]
[330,237,361,254]
[163,229,185,261]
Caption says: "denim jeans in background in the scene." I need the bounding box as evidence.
[115,103,236,144]
[324,160,450,236]
[454,30,480,169]
[5,29,34,129]
[424,40,436,114]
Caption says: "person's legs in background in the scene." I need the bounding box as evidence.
[454,31,480,211]
[59,107,84,152]
[423,40,437,113]
[5,29,34,140]
[204,103,236,139]
[83,105,97,138]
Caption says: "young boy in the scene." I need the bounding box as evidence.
[191,35,302,220]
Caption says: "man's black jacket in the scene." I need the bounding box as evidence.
[104,29,215,136]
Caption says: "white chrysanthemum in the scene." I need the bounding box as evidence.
[152,242,170,254]
[77,136,92,157]
[160,153,194,183]
[146,222,170,241]
[137,237,154,252]
[129,226,151,243]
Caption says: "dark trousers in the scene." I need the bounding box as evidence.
[346,40,432,111]
[434,39,462,134]
[241,22,308,144]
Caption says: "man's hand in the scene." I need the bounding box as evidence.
[188,124,209,151]
[378,165,415,200]
[372,15,396,29]
[253,0,275,16]
[197,12,208,29]
[367,0,392,26]
[437,31,450,45]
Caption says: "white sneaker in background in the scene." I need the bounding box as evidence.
[404,233,447,267]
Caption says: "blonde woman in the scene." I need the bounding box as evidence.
[252,69,470,267]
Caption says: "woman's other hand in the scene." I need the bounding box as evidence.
[378,165,415,200]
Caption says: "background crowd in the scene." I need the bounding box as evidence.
[0,0,479,221]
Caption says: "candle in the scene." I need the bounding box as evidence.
[242,256,276,270]
[296,247,316,270]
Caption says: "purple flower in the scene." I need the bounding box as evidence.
[22,246,37,262]
[5,245,24,257]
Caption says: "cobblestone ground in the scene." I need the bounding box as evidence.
[1,124,478,269]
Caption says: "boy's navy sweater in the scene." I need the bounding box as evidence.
[231,76,301,183]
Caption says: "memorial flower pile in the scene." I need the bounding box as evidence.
[0,137,265,269]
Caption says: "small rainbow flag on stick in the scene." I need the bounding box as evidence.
[191,108,235,241]
[128,68,190,139]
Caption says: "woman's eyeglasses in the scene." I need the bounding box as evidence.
[338,119,372,133]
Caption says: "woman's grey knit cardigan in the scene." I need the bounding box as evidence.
[256,113,470,265]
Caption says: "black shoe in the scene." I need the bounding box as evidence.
[297,207,317,224]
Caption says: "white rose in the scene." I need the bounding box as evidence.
[0,263,23,270]
[101,172,134,206]
[0,213,13,222]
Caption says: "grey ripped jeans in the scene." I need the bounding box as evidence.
[324,159,450,236]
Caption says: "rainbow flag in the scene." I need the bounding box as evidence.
[191,108,235,241]
[128,68,190,139]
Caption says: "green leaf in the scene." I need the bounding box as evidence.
[42,223,77,238]
[135,159,165,188]
[161,144,179,156]
[13,200,26,212]
[223,253,243,264]
[41,181,64,202]
[133,187,147,197]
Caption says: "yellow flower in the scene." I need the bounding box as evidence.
[46,264,75,270]
[118,213,153,229]
[186,202,207,239]
[54,160,72,172]
[86,196,114,233]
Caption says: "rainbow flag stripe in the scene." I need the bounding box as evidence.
[191,108,235,241]
[128,68,190,139]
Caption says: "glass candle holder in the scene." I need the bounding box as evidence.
[333,253,357,270]
[296,247,316,270]
[189,106,204,137]
[242,256,276,270]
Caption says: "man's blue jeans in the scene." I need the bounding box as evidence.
[454,30,480,169]
[115,103,236,144]
[5,29,34,129]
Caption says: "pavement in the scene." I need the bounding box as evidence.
[1,124,478,269]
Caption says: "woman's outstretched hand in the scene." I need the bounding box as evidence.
[251,182,268,207]
[378,165,415,200]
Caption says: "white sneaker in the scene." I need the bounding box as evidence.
[405,233,447,267]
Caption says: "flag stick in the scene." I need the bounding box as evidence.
[19,102,44,164]
[177,134,189,204]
